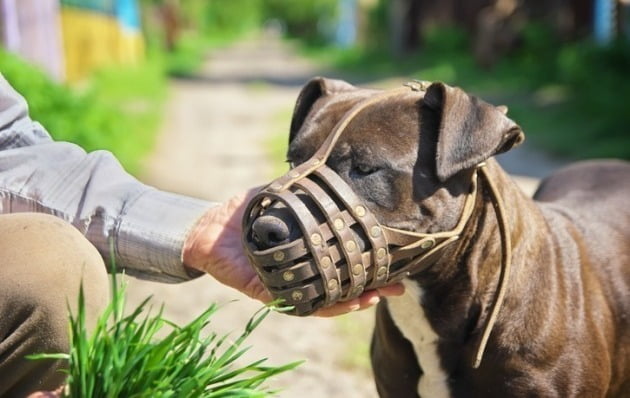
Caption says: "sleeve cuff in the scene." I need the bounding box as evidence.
[114,189,217,283]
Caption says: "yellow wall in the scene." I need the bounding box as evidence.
[61,7,144,82]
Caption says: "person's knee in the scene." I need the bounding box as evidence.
[0,212,109,341]
[0,213,110,393]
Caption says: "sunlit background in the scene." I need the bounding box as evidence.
[1,1,629,396]
[1,0,629,171]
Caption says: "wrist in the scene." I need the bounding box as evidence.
[181,210,213,272]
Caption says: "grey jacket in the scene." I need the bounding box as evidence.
[0,74,214,282]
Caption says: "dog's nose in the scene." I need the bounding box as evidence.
[252,215,292,250]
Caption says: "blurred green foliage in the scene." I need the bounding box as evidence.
[140,0,338,77]
[262,0,338,44]
[505,28,630,159]
[176,0,337,45]
[304,24,630,160]
[159,32,214,77]
[198,0,263,38]
[0,50,166,173]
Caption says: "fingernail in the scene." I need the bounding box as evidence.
[367,296,380,306]
[349,303,361,311]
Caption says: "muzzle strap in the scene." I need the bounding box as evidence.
[275,189,341,306]
[314,167,391,289]
[381,168,480,278]
[293,178,367,299]
[243,83,483,316]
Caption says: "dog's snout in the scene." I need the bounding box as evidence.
[252,215,292,250]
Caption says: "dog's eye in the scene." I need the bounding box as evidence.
[351,163,380,178]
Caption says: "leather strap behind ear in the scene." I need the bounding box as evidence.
[289,77,357,143]
[424,82,524,182]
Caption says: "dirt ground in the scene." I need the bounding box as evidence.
[124,36,566,397]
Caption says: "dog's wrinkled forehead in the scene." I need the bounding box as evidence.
[287,77,525,190]
[288,88,421,168]
[288,89,369,162]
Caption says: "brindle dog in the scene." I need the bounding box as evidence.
[252,77,630,397]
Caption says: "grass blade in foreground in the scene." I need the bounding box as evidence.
[30,275,301,397]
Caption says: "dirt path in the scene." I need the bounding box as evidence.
[124,35,567,397]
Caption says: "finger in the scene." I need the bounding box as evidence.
[313,290,382,317]
[27,391,60,398]
[313,299,361,317]
[356,290,382,309]
[376,282,405,297]
[257,290,274,304]
[242,276,274,303]
[311,283,406,317]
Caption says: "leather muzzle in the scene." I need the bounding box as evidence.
[242,83,478,316]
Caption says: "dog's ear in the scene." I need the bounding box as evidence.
[423,82,524,182]
[289,77,356,143]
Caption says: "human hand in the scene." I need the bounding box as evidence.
[312,283,404,317]
[183,189,404,317]
[183,188,272,303]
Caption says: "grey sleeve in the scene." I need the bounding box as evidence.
[0,74,216,283]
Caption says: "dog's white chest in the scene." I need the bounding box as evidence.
[387,279,451,398]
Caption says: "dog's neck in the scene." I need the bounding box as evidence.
[407,159,554,363]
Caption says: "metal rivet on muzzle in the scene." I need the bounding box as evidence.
[311,233,322,246]
[421,239,435,249]
[334,218,345,230]
[355,206,366,217]
[345,241,357,252]
[289,170,300,178]
[283,271,295,282]
[321,256,332,268]
[273,251,285,262]
[377,248,387,259]
[270,182,282,192]
[291,290,303,301]
[352,264,364,275]
[370,226,381,237]
[377,266,387,278]
[328,279,339,290]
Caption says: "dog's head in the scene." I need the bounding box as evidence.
[243,77,523,315]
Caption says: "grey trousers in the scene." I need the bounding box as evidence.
[0,213,109,397]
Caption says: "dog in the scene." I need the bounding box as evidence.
[250,77,630,397]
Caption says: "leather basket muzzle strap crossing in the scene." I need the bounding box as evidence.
[242,164,478,312]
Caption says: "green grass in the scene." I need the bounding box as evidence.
[29,274,301,397]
